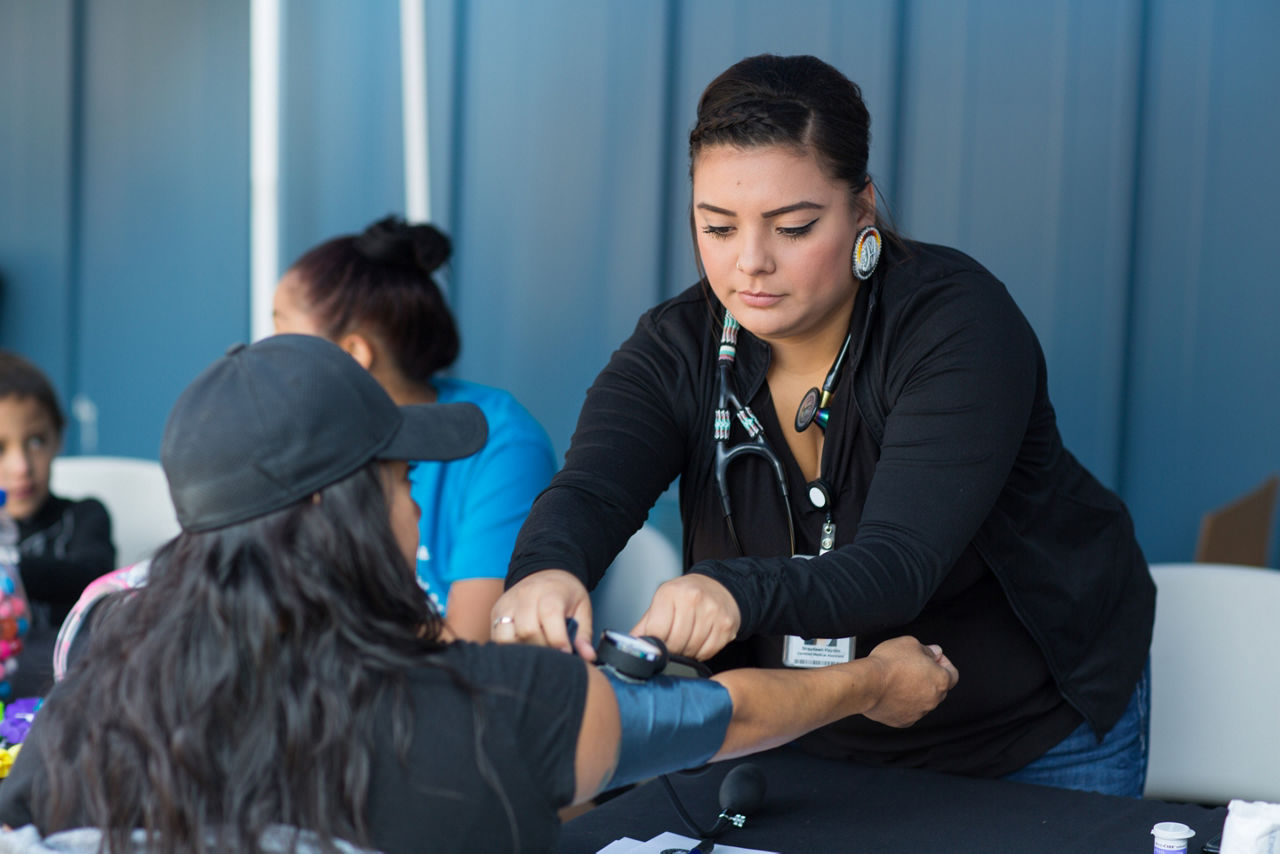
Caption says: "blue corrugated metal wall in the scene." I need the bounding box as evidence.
[1,0,250,460]
[1123,0,1280,562]
[1,0,78,413]
[1,0,1276,564]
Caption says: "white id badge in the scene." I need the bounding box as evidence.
[782,634,854,667]
[782,554,853,667]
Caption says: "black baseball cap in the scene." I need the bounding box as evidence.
[161,334,488,532]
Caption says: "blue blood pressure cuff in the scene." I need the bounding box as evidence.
[601,668,733,790]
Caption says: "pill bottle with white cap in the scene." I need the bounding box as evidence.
[1152,821,1196,853]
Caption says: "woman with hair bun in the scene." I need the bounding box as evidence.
[274,216,556,641]
[495,53,1155,797]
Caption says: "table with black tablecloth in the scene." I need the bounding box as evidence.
[560,748,1227,853]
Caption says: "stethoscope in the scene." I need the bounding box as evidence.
[713,310,852,556]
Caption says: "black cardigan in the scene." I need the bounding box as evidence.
[509,240,1154,767]
[18,494,115,627]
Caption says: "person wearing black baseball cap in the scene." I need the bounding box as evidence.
[161,335,489,534]
[0,334,956,853]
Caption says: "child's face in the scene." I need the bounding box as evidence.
[0,395,61,521]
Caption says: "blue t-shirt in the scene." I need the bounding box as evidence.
[409,379,556,615]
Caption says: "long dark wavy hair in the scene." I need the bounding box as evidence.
[29,462,450,853]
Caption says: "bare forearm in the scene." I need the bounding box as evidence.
[712,637,958,758]
[711,660,883,761]
[574,637,956,801]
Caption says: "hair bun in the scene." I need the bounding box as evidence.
[354,215,452,275]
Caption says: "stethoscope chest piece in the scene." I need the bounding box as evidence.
[793,329,851,434]
[794,387,821,432]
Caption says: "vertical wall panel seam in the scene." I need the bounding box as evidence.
[66,0,86,451]
[885,0,910,216]
[1179,8,1214,405]
[1044,1,1069,359]
[656,0,679,301]
[1114,0,1152,499]
[958,3,977,248]
[446,0,468,318]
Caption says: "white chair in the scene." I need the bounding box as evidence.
[589,524,682,637]
[1143,562,1280,804]
[50,455,180,567]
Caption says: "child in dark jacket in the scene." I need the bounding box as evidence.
[0,351,114,696]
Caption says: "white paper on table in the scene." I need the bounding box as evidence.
[593,838,643,854]
[596,830,778,854]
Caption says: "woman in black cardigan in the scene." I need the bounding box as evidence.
[495,53,1154,796]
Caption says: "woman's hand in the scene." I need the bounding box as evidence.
[631,574,741,660]
[860,637,959,728]
[709,635,959,761]
[490,570,597,659]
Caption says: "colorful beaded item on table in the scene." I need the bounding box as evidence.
[0,742,21,779]
[0,697,40,744]
[0,696,40,779]
[0,574,29,701]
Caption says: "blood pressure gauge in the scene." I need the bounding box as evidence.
[595,630,669,682]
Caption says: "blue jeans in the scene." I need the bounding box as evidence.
[1001,661,1150,797]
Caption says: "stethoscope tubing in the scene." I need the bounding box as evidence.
[714,331,797,556]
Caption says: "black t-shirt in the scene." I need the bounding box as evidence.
[365,642,587,852]
[0,641,588,853]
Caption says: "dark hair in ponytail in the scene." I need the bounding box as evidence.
[689,54,899,240]
[287,216,461,383]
